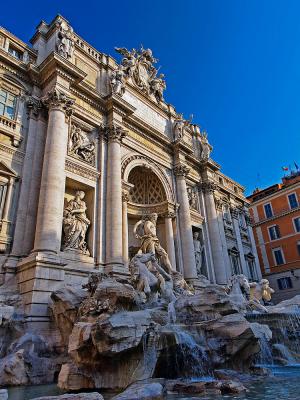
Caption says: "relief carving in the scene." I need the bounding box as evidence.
[68,124,96,165]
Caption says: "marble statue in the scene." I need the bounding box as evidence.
[227,274,251,301]
[193,231,205,276]
[115,46,166,102]
[149,73,166,103]
[173,114,191,141]
[62,190,90,255]
[69,125,95,164]
[57,20,74,59]
[110,64,126,96]
[250,279,275,305]
[134,213,174,274]
[200,131,212,160]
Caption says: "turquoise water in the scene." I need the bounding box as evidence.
[6,367,300,400]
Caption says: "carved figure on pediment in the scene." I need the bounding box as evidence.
[149,73,166,103]
[193,231,205,276]
[115,46,166,101]
[57,20,74,59]
[62,190,90,255]
[69,125,95,164]
[173,114,192,141]
[200,131,212,160]
[110,64,126,96]
[134,213,175,275]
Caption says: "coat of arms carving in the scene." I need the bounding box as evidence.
[113,46,166,103]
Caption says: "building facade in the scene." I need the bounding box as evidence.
[0,15,261,324]
[248,171,300,302]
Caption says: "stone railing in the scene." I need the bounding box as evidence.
[0,115,21,147]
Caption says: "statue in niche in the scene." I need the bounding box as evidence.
[110,64,126,96]
[187,187,198,210]
[57,19,74,59]
[69,125,95,164]
[193,231,205,276]
[149,73,166,103]
[200,131,212,160]
[134,213,175,274]
[173,114,192,141]
[62,190,90,255]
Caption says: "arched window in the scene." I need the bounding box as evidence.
[128,167,166,205]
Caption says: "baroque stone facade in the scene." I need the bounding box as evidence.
[0,15,261,323]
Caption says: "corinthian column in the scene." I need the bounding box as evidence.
[105,124,127,267]
[122,190,130,266]
[200,181,228,284]
[174,165,197,281]
[33,89,74,253]
[164,212,177,270]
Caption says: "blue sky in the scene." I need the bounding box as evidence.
[2,0,300,195]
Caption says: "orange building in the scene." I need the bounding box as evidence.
[247,170,300,303]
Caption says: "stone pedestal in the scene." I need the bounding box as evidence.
[174,165,197,281]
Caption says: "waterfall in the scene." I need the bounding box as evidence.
[247,312,300,367]
[167,301,176,324]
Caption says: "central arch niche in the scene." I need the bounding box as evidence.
[127,166,169,259]
[128,166,167,205]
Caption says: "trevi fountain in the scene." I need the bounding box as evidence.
[0,15,300,400]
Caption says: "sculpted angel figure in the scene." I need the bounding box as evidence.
[115,47,137,77]
[62,190,90,255]
[134,213,175,274]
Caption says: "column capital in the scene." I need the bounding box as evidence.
[42,88,75,115]
[174,164,190,177]
[198,180,217,194]
[163,211,176,219]
[102,124,128,144]
[26,97,44,119]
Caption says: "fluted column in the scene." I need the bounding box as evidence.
[105,124,127,266]
[2,177,14,220]
[200,181,228,284]
[164,212,177,270]
[122,190,130,266]
[33,89,74,253]
[174,165,197,281]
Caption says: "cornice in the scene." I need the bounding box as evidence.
[105,94,136,117]
[38,52,87,86]
[65,158,100,181]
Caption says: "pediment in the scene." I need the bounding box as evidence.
[0,161,18,177]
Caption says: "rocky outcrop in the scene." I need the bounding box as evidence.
[32,393,104,400]
[112,382,165,400]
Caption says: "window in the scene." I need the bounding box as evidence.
[0,90,17,119]
[277,277,293,290]
[0,179,8,219]
[288,193,298,210]
[293,217,300,233]
[268,225,281,240]
[273,248,285,266]
[229,247,242,275]
[264,203,273,218]
[247,259,257,281]
[297,241,300,256]
[8,46,23,60]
